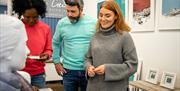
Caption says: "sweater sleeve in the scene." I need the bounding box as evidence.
[105,32,138,81]
[52,21,63,64]
[43,26,53,58]
[84,41,93,79]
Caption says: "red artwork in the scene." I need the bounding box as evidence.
[133,0,150,12]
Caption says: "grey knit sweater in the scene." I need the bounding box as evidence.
[84,26,138,91]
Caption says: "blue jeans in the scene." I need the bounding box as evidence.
[63,69,87,91]
[31,73,46,88]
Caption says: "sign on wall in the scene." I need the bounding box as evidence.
[44,0,66,18]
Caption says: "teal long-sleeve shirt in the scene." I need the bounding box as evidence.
[52,15,96,70]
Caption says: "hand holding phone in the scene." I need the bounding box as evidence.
[37,53,49,62]
[27,53,48,62]
[27,56,40,60]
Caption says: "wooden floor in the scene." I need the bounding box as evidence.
[45,81,81,91]
[45,81,64,91]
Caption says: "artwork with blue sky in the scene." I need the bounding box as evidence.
[162,0,180,16]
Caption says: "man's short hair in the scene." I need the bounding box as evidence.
[64,0,84,8]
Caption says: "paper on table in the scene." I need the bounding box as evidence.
[27,56,40,59]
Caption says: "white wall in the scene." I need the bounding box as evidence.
[84,0,180,88]
[83,0,97,19]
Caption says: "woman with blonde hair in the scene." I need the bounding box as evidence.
[84,0,138,91]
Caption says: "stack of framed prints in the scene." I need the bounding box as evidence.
[145,68,177,90]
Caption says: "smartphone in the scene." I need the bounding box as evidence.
[27,56,40,60]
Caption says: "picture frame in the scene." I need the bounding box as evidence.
[128,0,155,32]
[0,0,7,14]
[157,0,180,30]
[160,72,176,89]
[97,0,128,20]
[145,68,159,84]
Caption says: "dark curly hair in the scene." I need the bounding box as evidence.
[12,0,47,19]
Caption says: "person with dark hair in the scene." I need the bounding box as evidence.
[84,0,138,91]
[12,0,52,88]
[52,0,96,91]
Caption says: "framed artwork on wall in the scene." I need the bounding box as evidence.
[115,0,129,22]
[160,72,176,89]
[115,0,126,17]
[157,0,180,30]
[97,0,104,17]
[0,0,7,14]
[145,68,159,84]
[97,0,128,20]
[128,0,155,32]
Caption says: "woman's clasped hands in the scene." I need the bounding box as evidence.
[87,64,105,77]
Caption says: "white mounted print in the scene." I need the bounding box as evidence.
[145,68,159,84]
[157,0,180,30]
[160,72,176,89]
[128,0,155,32]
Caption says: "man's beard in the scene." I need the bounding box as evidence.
[68,13,80,24]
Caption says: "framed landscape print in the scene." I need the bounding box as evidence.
[128,0,155,32]
[157,0,180,30]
